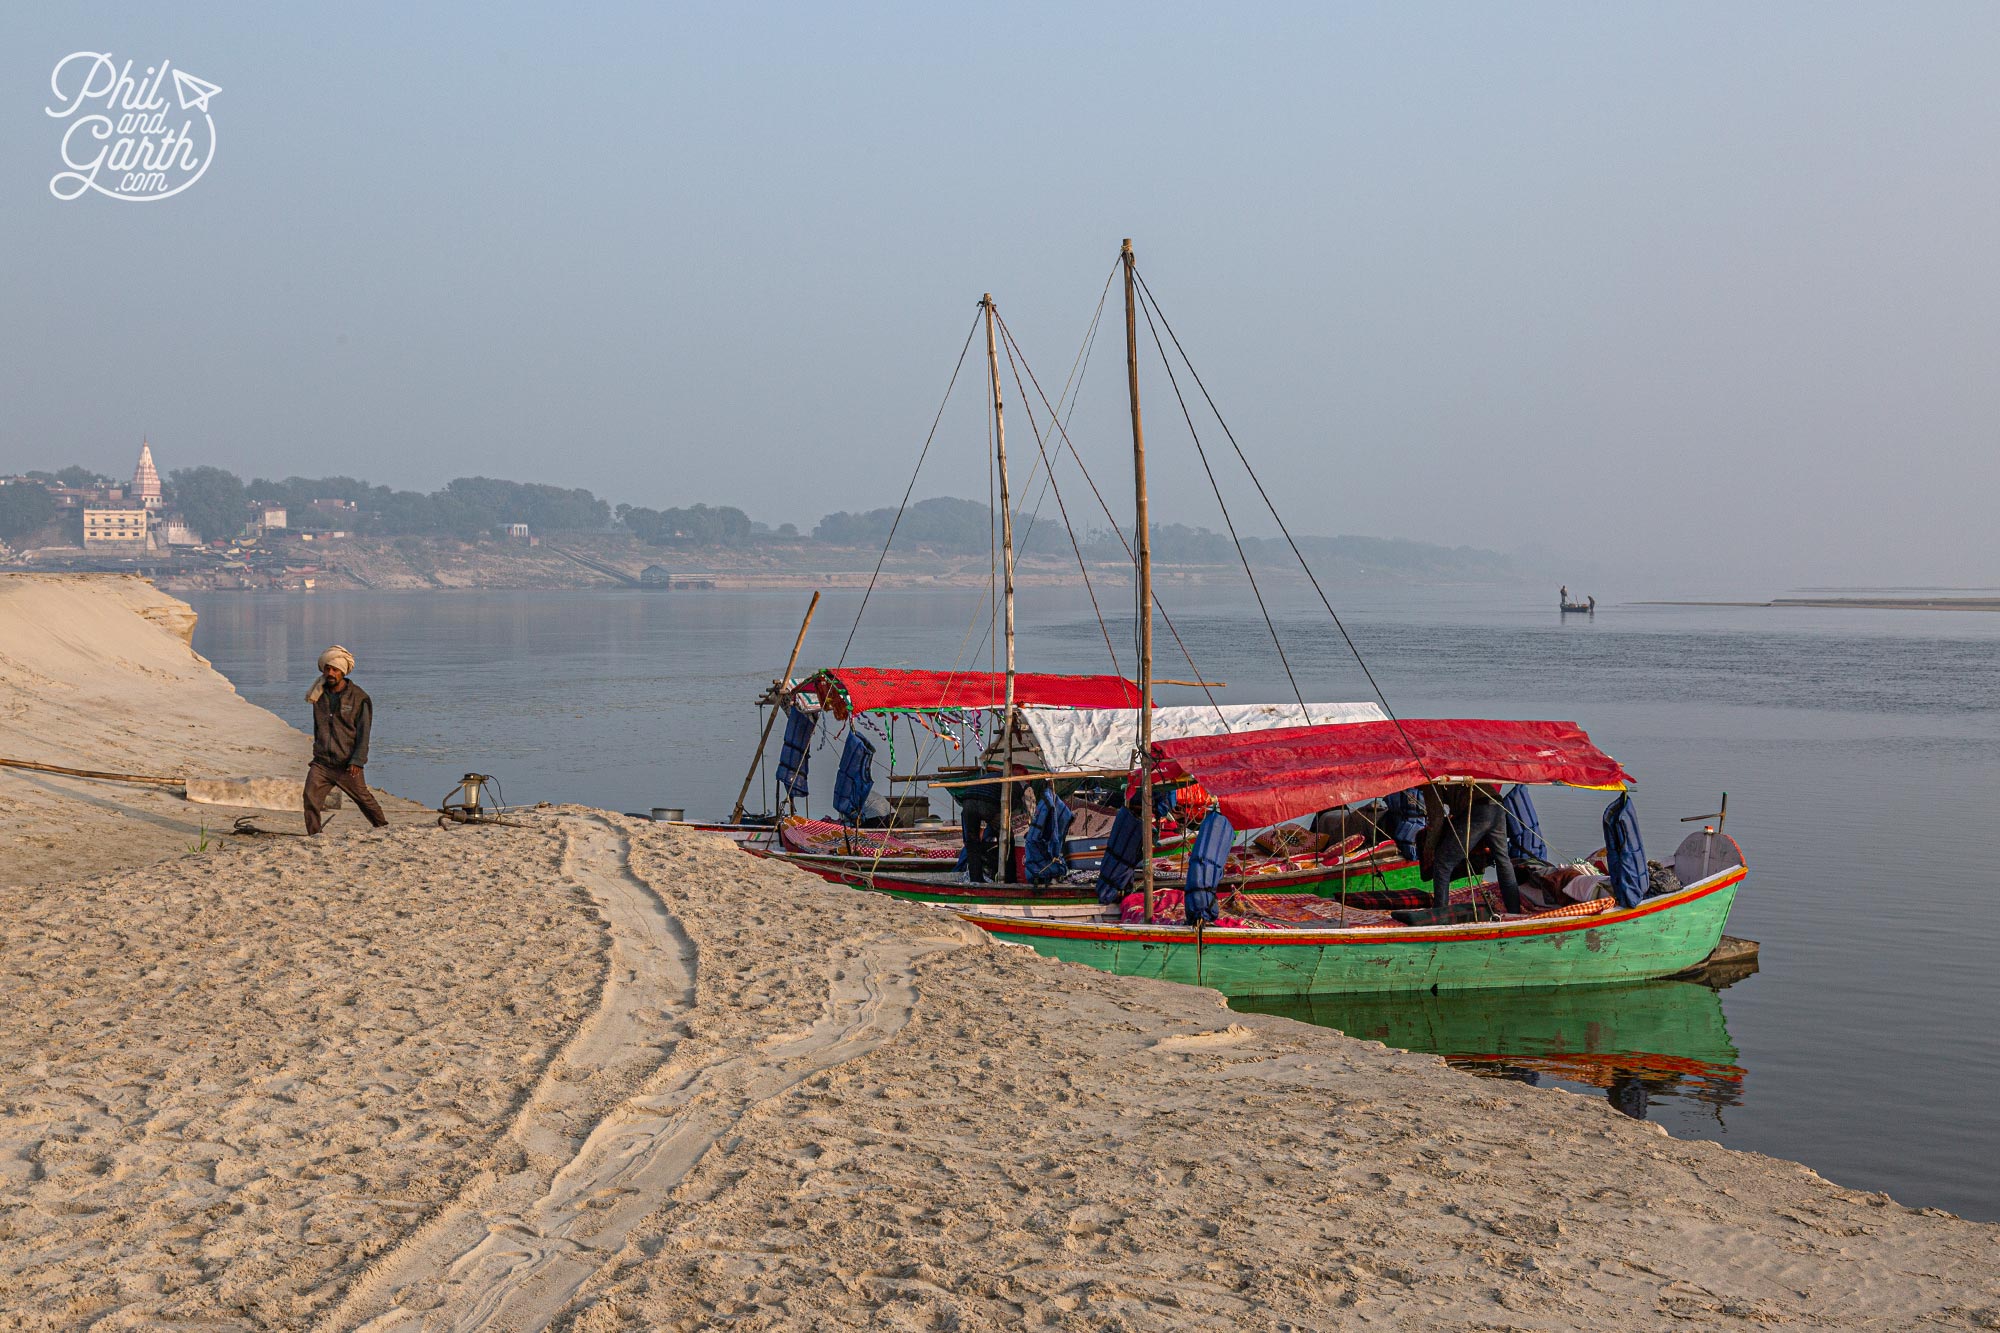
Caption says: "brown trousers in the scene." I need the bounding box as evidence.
[303,761,389,834]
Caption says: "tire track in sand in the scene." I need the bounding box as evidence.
[327,815,962,1332]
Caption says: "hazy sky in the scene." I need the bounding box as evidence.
[4,3,1997,588]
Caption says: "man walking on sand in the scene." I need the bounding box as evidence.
[304,645,390,835]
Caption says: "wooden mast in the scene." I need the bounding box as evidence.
[1122,240,1155,922]
[729,589,820,823]
[983,294,1020,881]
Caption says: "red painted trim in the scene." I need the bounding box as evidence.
[962,867,1748,947]
[780,860,1093,902]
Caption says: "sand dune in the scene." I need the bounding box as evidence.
[1,577,1995,1329]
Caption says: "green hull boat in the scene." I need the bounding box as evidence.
[954,865,1746,996]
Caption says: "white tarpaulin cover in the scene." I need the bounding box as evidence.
[1016,701,1387,774]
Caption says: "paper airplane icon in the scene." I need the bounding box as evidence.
[172,69,221,113]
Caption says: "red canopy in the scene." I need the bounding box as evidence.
[805,667,1142,717]
[1150,718,1631,829]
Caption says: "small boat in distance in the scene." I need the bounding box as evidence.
[1560,585,1596,615]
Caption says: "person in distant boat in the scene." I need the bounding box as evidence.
[1560,585,1569,604]
[303,645,390,835]
[1422,781,1522,919]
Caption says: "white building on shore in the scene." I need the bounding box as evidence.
[83,508,151,551]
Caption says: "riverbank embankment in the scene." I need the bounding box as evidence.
[0,574,430,886]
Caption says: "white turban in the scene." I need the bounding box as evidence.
[307,645,356,701]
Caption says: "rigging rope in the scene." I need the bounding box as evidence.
[1134,286,1310,718]
[848,577,1003,883]
[1129,265,1444,796]
[838,310,983,668]
[989,295,1227,724]
[996,316,1121,674]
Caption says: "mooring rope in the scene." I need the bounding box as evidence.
[1133,285,1310,718]
[990,301,1227,724]
[997,317,1121,674]
[838,309,983,668]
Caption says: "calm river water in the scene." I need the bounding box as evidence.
[188,584,2000,1221]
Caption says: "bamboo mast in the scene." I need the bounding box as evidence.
[729,589,821,822]
[983,295,1020,881]
[1122,240,1155,922]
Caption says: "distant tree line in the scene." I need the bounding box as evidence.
[24,466,118,489]
[617,503,798,548]
[243,474,611,540]
[811,496,997,553]
[0,484,57,544]
[2,460,1516,578]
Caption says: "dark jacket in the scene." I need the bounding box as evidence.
[312,681,373,768]
[1422,783,1505,866]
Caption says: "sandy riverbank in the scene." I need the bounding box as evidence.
[0,575,421,886]
[1,578,1994,1329]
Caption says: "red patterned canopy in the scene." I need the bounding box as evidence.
[805,667,1142,717]
[1150,718,1631,829]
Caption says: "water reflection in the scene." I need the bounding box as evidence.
[1233,965,1755,1123]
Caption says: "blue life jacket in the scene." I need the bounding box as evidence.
[1382,787,1427,860]
[1024,786,1075,884]
[1602,792,1646,908]
[1096,806,1143,906]
[1503,784,1550,862]
[832,731,875,822]
[1183,808,1234,925]
[776,707,816,797]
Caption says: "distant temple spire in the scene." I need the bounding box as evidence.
[133,438,162,510]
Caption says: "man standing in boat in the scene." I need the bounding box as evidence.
[1422,782,1521,920]
[957,772,1004,883]
[303,645,391,835]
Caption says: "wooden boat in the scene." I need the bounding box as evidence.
[720,283,1386,893]
[955,838,1747,996]
[774,814,964,867]
[782,839,1448,907]
[951,706,1749,995]
[653,818,777,851]
[762,825,1202,881]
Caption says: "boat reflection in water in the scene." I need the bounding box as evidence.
[1233,960,1755,1121]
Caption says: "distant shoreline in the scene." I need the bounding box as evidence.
[1640,598,2000,612]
